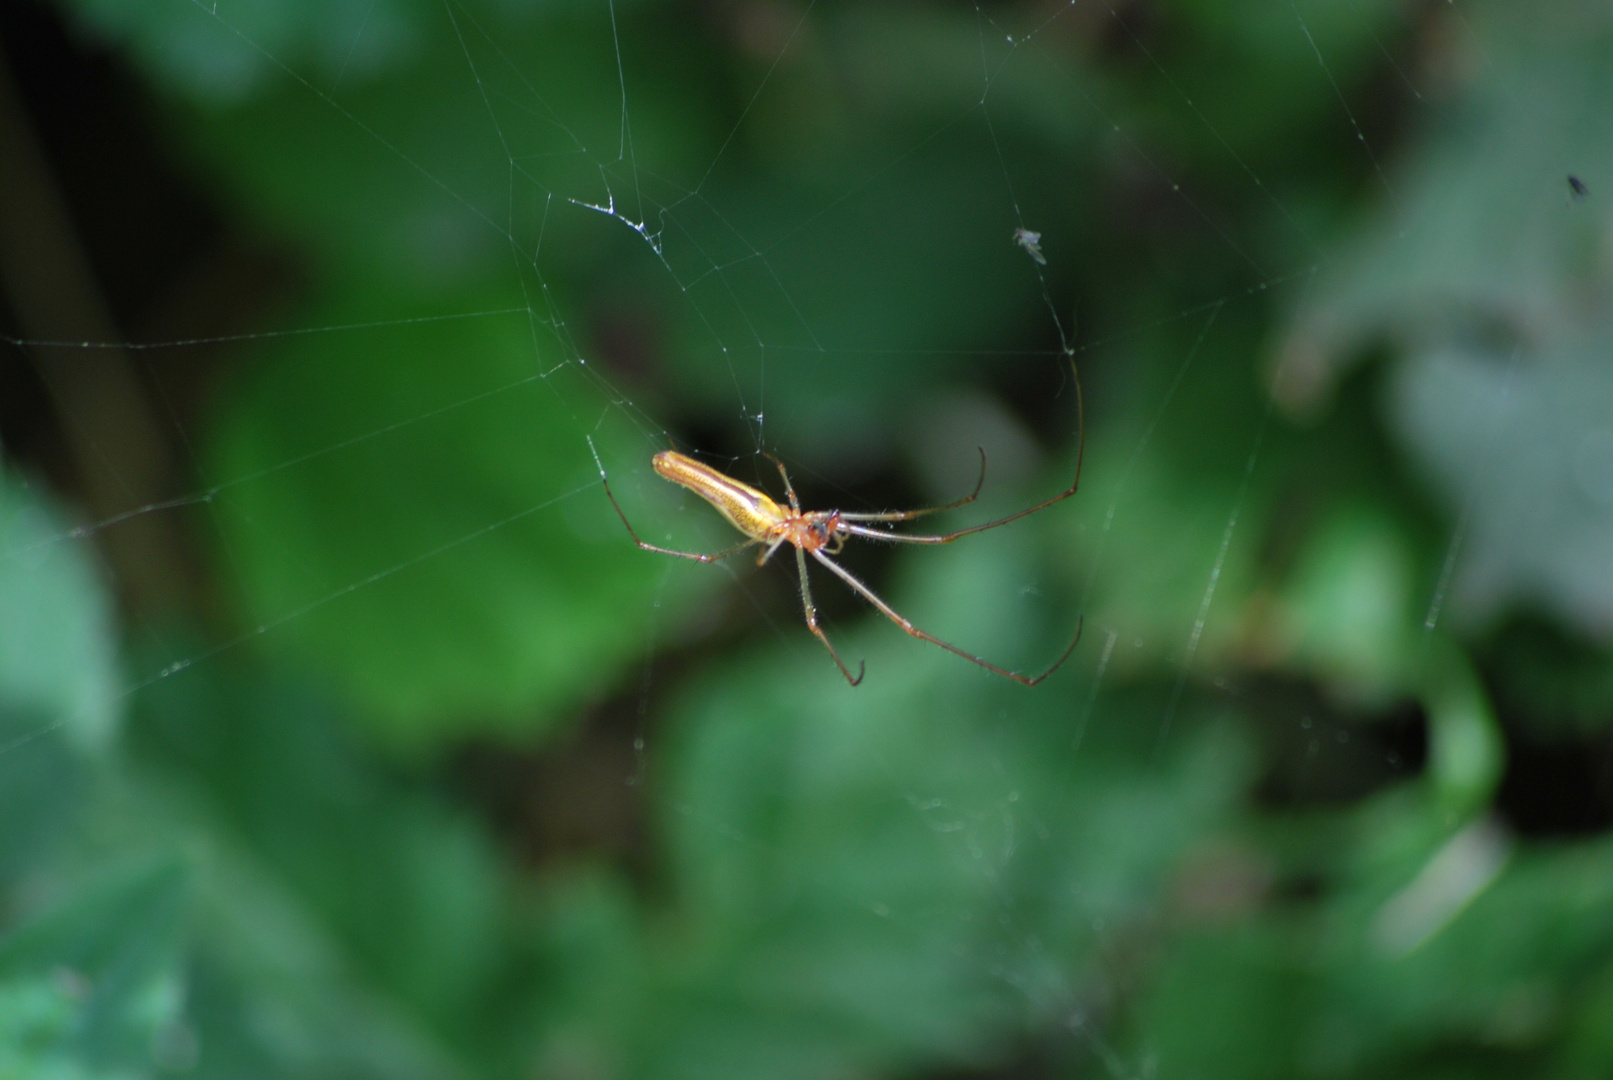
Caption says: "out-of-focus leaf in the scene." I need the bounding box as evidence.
[23,0,1613,1077]
[0,469,120,751]
[0,859,189,1079]
[204,280,712,744]
[0,972,113,1080]
[1281,1,1613,381]
[135,0,1097,475]
[658,154,1057,471]
[520,537,1255,1079]
[1335,828,1613,1062]
[20,654,501,1079]
[0,704,83,892]
[1248,507,1503,815]
[1132,0,1406,161]
[1389,323,1613,637]
[115,1,711,286]
[1254,507,1419,698]
[129,649,508,1037]
[1279,0,1613,641]
[84,0,727,745]
[1068,423,1267,680]
[61,0,434,102]
[0,472,117,890]
[1416,639,1504,816]
[519,870,647,1080]
[650,5,1104,468]
[1564,959,1613,1079]
[1131,821,1613,1079]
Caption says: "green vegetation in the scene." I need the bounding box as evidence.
[5,0,1613,1076]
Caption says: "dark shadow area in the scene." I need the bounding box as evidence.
[1246,676,1428,808]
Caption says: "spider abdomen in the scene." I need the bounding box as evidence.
[653,451,786,540]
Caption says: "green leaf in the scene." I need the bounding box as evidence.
[0,706,85,893]
[141,2,710,284]
[1131,0,1407,162]
[0,860,190,1079]
[1279,1,1613,641]
[1389,321,1613,636]
[0,471,118,889]
[60,0,436,102]
[203,280,710,744]
[129,649,508,1036]
[531,539,1253,1078]
[1131,808,1613,1079]
[0,469,120,752]
[49,655,504,1078]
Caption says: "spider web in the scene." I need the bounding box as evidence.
[1,0,1562,1075]
[7,0,1365,722]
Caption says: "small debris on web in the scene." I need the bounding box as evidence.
[1013,226,1047,265]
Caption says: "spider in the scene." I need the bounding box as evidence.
[590,387,1083,686]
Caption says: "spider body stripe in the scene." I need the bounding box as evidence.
[653,451,788,540]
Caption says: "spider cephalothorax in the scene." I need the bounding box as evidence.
[795,513,841,554]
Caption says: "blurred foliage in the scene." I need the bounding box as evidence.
[203,278,703,742]
[0,472,119,752]
[5,0,1613,1078]
[1282,0,1613,641]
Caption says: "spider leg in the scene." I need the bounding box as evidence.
[839,477,1078,546]
[795,545,865,686]
[594,451,759,562]
[809,548,1080,685]
[627,537,758,562]
[757,535,790,566]
[838,447,987,522]
[763,453,803,513]
[843,359,1086,543]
